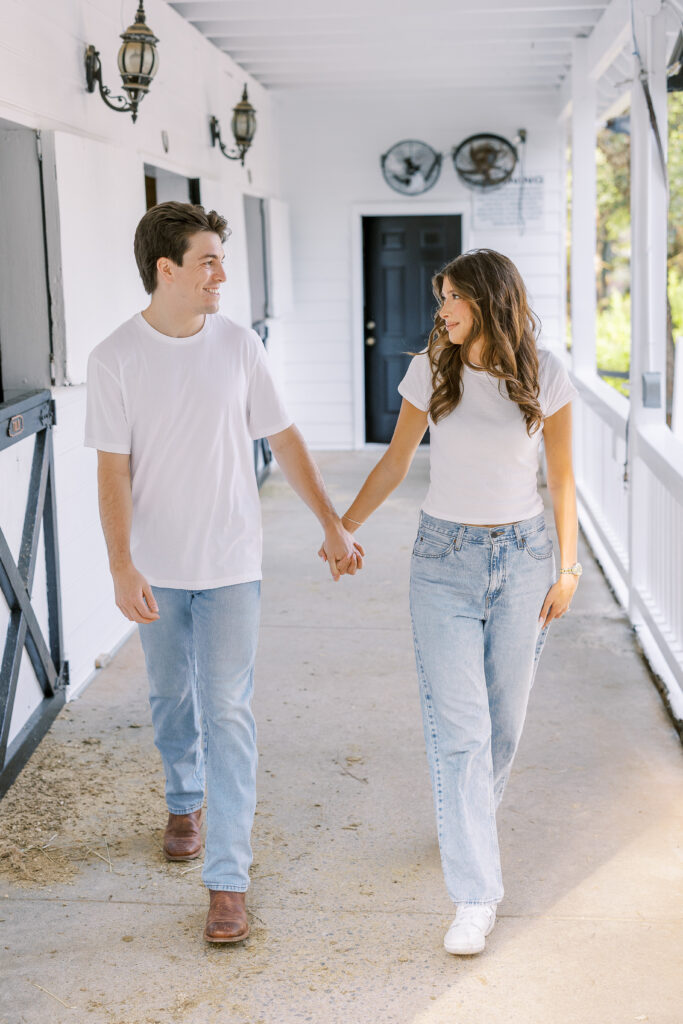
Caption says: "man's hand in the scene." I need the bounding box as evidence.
[319,522,365,581]
[112,564,160,623]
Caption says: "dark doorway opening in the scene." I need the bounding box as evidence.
[362,215,462,444]
[143,164,200,209]
[243,195,270,343]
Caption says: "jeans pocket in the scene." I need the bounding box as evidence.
[524,531,554,560]
[413,527,454,559]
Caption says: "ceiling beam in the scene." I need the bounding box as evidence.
[186,11,604,32]
[254,71,563,85]
[170,0,607,15]
[203,26,598,44]
[557,0,631,117]
[222,40,573,56]
[236,59,570,73]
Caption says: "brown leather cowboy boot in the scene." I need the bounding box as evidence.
[162,809,202,861]
[204,891,250,943]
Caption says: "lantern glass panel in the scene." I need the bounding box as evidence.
[233,110,256,145]
[119,41,157,79]
[141,44,157,78]
[119,41,138,75]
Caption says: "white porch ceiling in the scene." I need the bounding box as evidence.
[165,0,611,94]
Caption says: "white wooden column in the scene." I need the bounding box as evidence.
[629,0,669,428]
[570,36,598,377]
[628,0,669,618]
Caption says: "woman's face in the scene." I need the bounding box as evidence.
[439,278,474,346]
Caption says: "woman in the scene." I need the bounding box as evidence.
[335,249,579,955]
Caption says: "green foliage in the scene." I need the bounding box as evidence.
[596,125,631,304]
[596,291,630,396]
[593,123,631,395]
[668,93,683,278]
[589,92,683,397]
[670,265,683,339]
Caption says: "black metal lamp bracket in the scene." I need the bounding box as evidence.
[209,116,246,166]
[85,45,138,121]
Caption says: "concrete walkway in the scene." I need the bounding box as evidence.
[1,451,681,1024]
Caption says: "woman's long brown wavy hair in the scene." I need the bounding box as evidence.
[427,249,543,436]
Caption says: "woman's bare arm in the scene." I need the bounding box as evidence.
[341,399,429,531]
[538,403,579,626]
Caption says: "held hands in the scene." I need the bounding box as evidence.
[112,563,160,623]
[317,520,365,581]
[539,573,579,629]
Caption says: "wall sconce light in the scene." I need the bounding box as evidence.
[85,1,159,124]
[209,85,257,166]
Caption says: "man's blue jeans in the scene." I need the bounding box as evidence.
[138,581,260,892]
[409,511,554,906]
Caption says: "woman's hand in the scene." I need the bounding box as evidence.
[318,535,365,577]
[319,521,366,580]
[539,573,579,628]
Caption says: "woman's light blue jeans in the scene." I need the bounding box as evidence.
[409,511,554,906]
[138,581,260,892]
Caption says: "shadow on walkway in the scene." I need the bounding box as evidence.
[0,451,681,1024]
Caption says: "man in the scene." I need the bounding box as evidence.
[85,201,362,943]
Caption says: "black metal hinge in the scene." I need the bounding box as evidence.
[39,400,56,430]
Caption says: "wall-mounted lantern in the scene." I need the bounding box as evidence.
[209,85,257,166]
[85,1,159,124]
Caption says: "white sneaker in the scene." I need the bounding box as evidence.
[443,904,497,955]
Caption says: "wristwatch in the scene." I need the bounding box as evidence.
[559,562,583,577]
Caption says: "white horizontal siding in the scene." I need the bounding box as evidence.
[284,339,352,364]
[286,361,351,383]
[286,379,352,403]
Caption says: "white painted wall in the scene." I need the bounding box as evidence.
[0,0,284,743]
[275,89,566,448]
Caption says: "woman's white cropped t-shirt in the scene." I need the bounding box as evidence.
[398,348,577,525]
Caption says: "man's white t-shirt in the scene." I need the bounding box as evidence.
[398,348,577,525]
[85,312,292,589]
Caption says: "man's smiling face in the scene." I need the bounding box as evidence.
[160,230,226,315]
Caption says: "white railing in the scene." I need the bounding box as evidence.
[573,373,630,605]
[573,373,683,723]
[631,425,683,684]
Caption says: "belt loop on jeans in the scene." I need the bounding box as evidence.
[513,522,524,549]
[454,525,465,550]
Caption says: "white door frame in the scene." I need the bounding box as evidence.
[350,201,470,449]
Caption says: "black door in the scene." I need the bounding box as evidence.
[363,215,462,443]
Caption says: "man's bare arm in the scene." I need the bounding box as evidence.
[97,451,159,623]
[266,424,363,581]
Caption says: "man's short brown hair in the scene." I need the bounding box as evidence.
[134,201,230,294]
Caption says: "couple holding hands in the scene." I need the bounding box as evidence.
[85,201,578,954]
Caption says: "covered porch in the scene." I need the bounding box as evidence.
[0,452,681,1022]
[0,0,682,1016]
